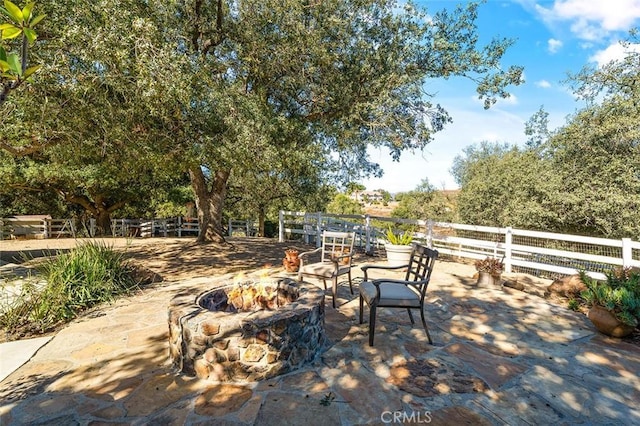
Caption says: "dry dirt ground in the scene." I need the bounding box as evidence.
[0,236,474,284]
[0,237,328,281]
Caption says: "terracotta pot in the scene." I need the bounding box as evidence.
[476,271,502,288]
[282,250,300,272]
[587,305,635,338]
[332,249,350,265]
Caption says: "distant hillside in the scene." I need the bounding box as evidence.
[364,202,398,217]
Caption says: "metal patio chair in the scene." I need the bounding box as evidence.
[298,231,355,308]
[359,244,438,346]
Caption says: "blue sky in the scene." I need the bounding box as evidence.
[361,0,640,193]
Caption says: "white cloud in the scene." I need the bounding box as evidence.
[536,80,552,88]
[501,94,519,105]
[469,93,518,107]
[536,0,640,40]
[589,41,640,65]
[548,38,563,53]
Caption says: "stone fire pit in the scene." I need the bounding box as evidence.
[168,277,326,382]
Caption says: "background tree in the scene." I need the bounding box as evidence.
[545,97,640,237]
[346,182,367,204]
[374,189,392,205]
[225,141,328,236]
[0,0,190,233]
[142,0,521,243]
[326,193,364,215]
[391,178,456,222]
[452,142,557,229]
[524,106,551,150]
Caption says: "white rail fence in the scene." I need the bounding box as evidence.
[0,217,257,239]
[278,210,640,280]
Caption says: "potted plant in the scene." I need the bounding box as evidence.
[474,256,504,287]
[282,249,300,272]
[384,226,414,267]
[580,267,640,338]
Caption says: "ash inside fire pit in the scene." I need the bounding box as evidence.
[168,277,326,382]
[199,281,298,312]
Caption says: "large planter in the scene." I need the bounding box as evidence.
[385,243,413,267]
[476,271,502,288]
[587,305,635,338]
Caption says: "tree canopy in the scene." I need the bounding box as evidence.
[1,0,523,240]
[453,35,640,238]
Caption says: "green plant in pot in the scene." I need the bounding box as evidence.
[580,267,640,338]
[474,256,504,287]
[384,226,414,267]
[386,227,414,245]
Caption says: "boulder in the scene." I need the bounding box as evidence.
[545,274,586,298]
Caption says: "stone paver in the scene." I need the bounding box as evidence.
[1,263,639,425]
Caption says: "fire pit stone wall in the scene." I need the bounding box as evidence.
[168,278,326,382]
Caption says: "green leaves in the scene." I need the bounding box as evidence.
[1,0,44,104]
[0,23,20,39]
[2,0,23,23]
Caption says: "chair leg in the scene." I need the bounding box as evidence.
[407,308,415,325]
[359,295,364,324]
[369,304,377,346]
[420,308,433,345]
[332,276,338,308]
[348,270,354,295]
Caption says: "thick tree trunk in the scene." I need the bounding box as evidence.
[189,167,230,243]
[258,206,266,237]
[95,208,113,236]
[58,191,124,236]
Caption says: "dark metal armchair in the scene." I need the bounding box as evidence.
[359,244,438,346]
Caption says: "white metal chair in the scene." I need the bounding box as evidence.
[298,231,355,308]
[359,244,438,346]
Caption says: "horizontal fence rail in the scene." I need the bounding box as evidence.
[0,217,255,240]
[278,211,640,280]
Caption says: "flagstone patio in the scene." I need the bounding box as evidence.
[0,243,639,425]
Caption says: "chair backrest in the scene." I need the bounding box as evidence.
[320,231,355,263]
[404,244,438,297]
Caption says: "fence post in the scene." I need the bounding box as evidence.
[316,212,322,248]
[504,227,513,273]
[178,217,182,237]
[365,214,372,254]
[426,219,433,249]
[278,211,284,242]
[622,238,632,268]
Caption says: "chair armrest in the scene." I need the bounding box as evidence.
[369,278,429,287]
[332,250,354,264]
[298,247,322,259]
[361,263,408,281]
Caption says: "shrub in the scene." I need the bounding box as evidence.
[1,241,139,336]
[580,267,640,327]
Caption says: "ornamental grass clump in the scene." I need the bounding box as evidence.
[385,226,414,245]
[580,267,640,327]
[0,241,139,336]
[474,256,504,276]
